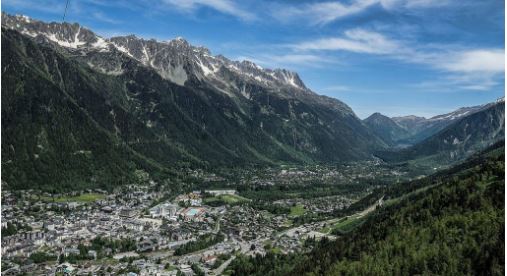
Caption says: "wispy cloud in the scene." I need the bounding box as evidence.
[320,85,352,92]
[237,53,336,69]
[290,28,504,91]
[272,0,452,25]
[380,0,452,9]
[413,72,503,92]
[91,11,122,24]
[292,29,399,54]
[161,0,256,21]
[438,49,504,73]
[274,0,378,25]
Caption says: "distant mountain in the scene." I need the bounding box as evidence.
[363,113,410,146]
[1,13,386,190]
[392,104,490,144]
[378,99,505,163]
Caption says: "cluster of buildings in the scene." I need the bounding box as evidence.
[1,187,264,275]
[0,167,387,276]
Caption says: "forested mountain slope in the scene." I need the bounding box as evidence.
[392,103,489,144]
[1,14,388,190]
[377,100,504,163]
[229,142,505,275]
[363,112,410,146]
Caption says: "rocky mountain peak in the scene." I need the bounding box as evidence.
[2,12,312,94]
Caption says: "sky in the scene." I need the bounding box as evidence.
[2,0,505,118]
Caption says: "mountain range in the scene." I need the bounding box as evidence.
[1,13,386,190]
[377,99,505,163]
[392,103,492,144]
[363,113,410,147]
[1,13,504,190]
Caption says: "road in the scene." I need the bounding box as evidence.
[279,197,384,237]
[212,255,236,275]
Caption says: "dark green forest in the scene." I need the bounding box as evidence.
[228,143,505,275]
[1,26,387,191]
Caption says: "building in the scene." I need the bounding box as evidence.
[64,247,80,257]
[88,250,97,259]
[179,207,206,222]
[205,190,236,196]
[179,264,193,276]
[149,203,179,218]
[119,208,135,218]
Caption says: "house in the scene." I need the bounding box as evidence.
[101,206,113,213]
[179,264,194,276]
[103,248,113,256]
[119,208,135,219]
[88,250,97,259]
[137,240,154,252]
[203,255,217,266]
[56,262,75,274]
[43,222,55,231]
[64,247,80,257]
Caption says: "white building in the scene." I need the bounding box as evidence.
[149,203,179,218]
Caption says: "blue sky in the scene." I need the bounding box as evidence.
[2,0,505,118]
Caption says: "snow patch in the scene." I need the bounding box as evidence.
[112,42,134,57]
[92,37,110,49]
[46,32,86,48]
[142,45,150,62]
[196,58,213,76]
[21,28,37,37]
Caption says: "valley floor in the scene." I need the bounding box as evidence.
[1,147,504,275]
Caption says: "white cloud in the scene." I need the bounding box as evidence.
[275,0,378,25]
[162,0,256,21]
[92,12,122,24]
[413,73,502,92]
[379,0,450,9]
[237,54,334,69]
[293,28,399,54]
[410,49,504,91]
[273,0,452,25]
[320,85,352,92]
[439,49,505,73]
[291,29,505,75]
[290,28,504,91]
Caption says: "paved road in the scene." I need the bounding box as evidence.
[281,197,385,237]
[212,255,236,275]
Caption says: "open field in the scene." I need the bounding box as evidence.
[41,193,105,203]
[331,214,367,234]
[289,205,306,216]
[204,194,250,205]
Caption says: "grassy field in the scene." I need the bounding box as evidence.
[331,214,367,234]
[289,204,306,216]
[319,226,331,234]
[204,194,250,205]
[269,247,282,254]
[41,193,105,203]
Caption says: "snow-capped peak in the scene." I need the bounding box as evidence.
[2,12,310,93]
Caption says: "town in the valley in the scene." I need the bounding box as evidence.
[1,164,406,275]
